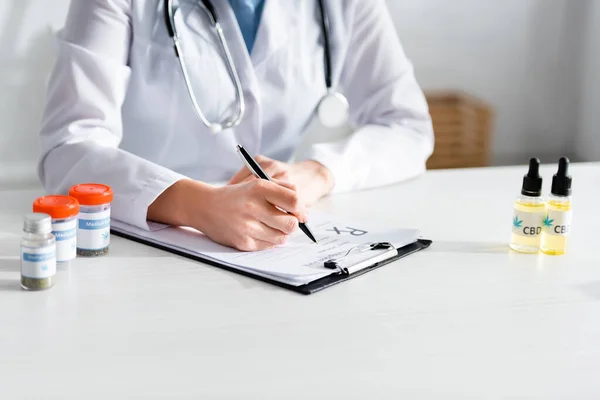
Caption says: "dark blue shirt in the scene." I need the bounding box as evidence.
[228,0,266,53]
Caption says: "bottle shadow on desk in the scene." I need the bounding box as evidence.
[0,258,21,292]
[427,241,509,255]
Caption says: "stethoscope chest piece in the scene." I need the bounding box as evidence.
[317,91,349,128]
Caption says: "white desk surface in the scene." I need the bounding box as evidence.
[1,163,600,399]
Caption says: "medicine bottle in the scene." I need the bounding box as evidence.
[33,195,79,266]
[21,213,56,291]
[510,158,545,253]
[69,183,114,257]
[541,157,572,255]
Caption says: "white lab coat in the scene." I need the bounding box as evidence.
[38,0,434,231]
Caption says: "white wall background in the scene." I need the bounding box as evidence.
[0,0,72,188]
[577,0,600,161]
[0,0,598,188]
[388,0,589,165]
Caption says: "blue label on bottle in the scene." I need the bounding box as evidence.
[53,228,77,241]
[79,217,110,230]
[23,252,55,262]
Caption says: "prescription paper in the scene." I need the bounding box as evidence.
[112,211,420,286]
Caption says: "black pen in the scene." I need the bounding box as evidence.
[236,145,318,244]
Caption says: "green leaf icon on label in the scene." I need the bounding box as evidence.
[513,216,523,229]
[543,215,554,228]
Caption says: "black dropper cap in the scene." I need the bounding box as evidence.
[551,157,572,196]
[521,158,542,197]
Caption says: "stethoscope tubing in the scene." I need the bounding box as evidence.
[166,0,245,133]
[164,0,342,133]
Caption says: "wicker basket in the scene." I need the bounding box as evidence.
[425,91,493,169]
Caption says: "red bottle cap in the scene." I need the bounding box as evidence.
[33,195,80,219]
[69,184,114,206]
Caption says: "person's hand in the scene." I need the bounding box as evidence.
[228,157,334,206]
[148,179,308,251]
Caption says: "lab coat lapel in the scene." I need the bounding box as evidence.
[212,1,263,154]
[250,0,294,67]
[177,0,219,46]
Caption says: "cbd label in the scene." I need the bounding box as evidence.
[512,209,545,237]
[542,210,572,236]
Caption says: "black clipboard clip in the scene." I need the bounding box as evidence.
[324,242,396,275]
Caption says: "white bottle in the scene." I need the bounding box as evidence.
[20,213,56,291]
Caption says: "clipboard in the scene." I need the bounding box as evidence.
[111,228,432,295]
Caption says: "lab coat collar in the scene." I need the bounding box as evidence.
[216,0,295,68]
[178,1,294,68]
[249,0,295,67]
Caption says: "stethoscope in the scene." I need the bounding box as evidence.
[165,0,350,134]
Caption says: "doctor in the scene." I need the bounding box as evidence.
[38,0,434,251]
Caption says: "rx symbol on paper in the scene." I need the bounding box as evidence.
[327,226,369,236]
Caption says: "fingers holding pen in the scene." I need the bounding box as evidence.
[253,180,307,223]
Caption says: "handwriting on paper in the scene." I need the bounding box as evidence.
[326,226,369,236]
